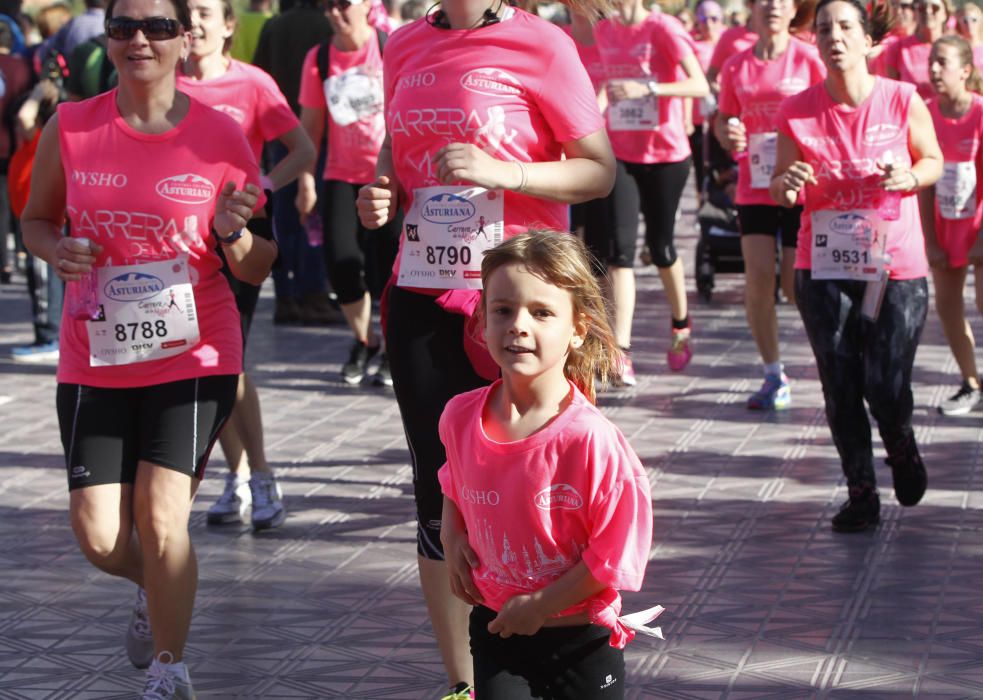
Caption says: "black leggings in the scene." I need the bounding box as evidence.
[470,606,625,700]
[582,159,640,273]
[321,179,401,304]
[385,286,489,558]
[795,271,928,488]
[624,157,692,269]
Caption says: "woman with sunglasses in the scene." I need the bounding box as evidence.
[21,0,276,695]
[177,0,315,531]
[356,0,615,695]
[924,35,983,416]
[771,0,941,532]
[716,0,825,411]
[884,0,952,97]
[295,0,401,387]
[955,3,983,68]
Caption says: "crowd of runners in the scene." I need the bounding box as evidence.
[2,0,983,695]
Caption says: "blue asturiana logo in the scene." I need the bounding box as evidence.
[104,272,165,303]
[421,193,475,225]
[830,213,874,242]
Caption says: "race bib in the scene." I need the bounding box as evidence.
[85,257,200,366]
[748,132,778,190]
[810,209,887,281]
[936,161,977,221]
[397,186,505,290]
[325,67,384,127]
[608,82,659,131]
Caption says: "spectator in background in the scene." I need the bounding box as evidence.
[0,20,30,284]
[229,0,271,63]
[35,2,72,42]
[38,0,106,64]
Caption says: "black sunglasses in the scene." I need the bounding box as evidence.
[106,16,182,41]
[327,0,362,10]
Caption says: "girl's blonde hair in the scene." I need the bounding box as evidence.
[932,35,983,95]
[479,231,620,404]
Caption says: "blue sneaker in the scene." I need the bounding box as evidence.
[11,341,59,363]
[747,373,791,410]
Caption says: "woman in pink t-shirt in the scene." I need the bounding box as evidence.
[20,0,277,694]
[924,36,983,416]
[884,0,951,97]
[355,3,614,697]
[691,0,724,197]
[178,0,316,532]
[716,0,825,411]
[439,232,655,700]
[771,0,942,533]
[296,0,401,388]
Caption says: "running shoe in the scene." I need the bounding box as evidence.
[666,325,693,372]
[249,472,286,531]
[938,381,981,416]
[205,473,251,525]
[612,352,637,387]
[373,352,394,387]
[11,340,59,363]
[125,587,154,669]
[342,340,381,385]
[831,485,880,533]
[747,373,791,411]
[886,443,927,507]
[140,653,196,700]
[440,682,474,700]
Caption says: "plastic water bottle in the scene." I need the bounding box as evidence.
[67,238,100,321]
[878,151,901,222]
[305,212,323,247]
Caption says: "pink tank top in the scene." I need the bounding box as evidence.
[56,92,264,388]
[777,78,929,279]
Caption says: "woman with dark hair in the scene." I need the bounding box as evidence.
[771,0,942,532]
[21,0,276,694]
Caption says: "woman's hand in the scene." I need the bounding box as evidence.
[722,117,747,152]
[773,160,817,208]
[433,143,519,191]
[607,79,651,103]
[53,237,102,282]
[295,173,318,225]
[487,594,547,637]
[357,176,398,229]
[214,182,260,238]
[878,157,918,192]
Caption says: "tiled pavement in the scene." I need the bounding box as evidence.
[2,193,983,699]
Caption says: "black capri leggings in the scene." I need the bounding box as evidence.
[582,159,640,273]
[321,179,401,304]
[624,157,692,269]
[385,286,489,559]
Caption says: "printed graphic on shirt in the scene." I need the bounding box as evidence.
[471,515,585,591]
[326,66,384,127]
[155,174,216,205]
[72,171,128,188]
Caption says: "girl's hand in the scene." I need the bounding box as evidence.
[433,143,517,190]
[877,158,917,192]
[54,237,102,282]
[607,79,650,102]
[723,118,747,152]
[357,176,397,229]
[488,594,547,638]
[441,527,483,606]
[214,182,259,239]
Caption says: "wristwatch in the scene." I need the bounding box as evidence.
[214,228,245,246]
[647,80,659,97]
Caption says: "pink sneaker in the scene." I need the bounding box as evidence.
[612,352,637,387]
[667,325,693,372]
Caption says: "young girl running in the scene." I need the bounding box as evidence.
[438,232,656,699]
[924,35,983,416]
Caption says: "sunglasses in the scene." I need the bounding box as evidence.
[916,2,945,13]
[960,14,981,22]
[326,0,364,9]
[106,16,182,41]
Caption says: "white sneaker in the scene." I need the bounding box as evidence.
[126,587,154,669]
[249,473,286,531]
[140,653,196,700]
[206,472,251,525]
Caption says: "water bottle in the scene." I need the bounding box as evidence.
[877,151,901,222]
[67,238,100,321]
[305,212,323,247]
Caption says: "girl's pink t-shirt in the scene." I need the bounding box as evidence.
[927,94,983,267]
[438,381,653,626]
[884,34,933,99]
[777,78,929,279]
[176,59,299,161]
[384,10,604,248]
[718,40,825,205]
[298,36,386,184]
[56,91,265,388]
[709,24,757,72]
[595,12,697,164]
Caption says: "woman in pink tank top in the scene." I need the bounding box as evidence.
[771,0,942,533]
[884,0,951,97]
[924,35,983,416]
[20,0,277,695]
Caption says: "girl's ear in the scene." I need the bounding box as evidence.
[570,312,588,350]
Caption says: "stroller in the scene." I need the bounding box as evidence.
[694,128,743,302]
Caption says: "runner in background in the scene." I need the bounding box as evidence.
[924,35,983,416]
[884,0,951,98]
[869,0,917,75]
[955,3,983,69]
[692,0,725,198]
[228,0,271,62]
[706,0,758,93]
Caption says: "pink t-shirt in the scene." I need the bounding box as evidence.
[384,10,604,253]
[777,78,929,279]
[176,59,299,161]
[562,26,606,95]
[56,91,265,388]
[884,34,933,99]
[595,12,697,163]
[718,40,825,205]
[974,44,983,72]
[437,381,653,633]
[298,37,386,184]
[928,94,983,267]
[709,24,757,72]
